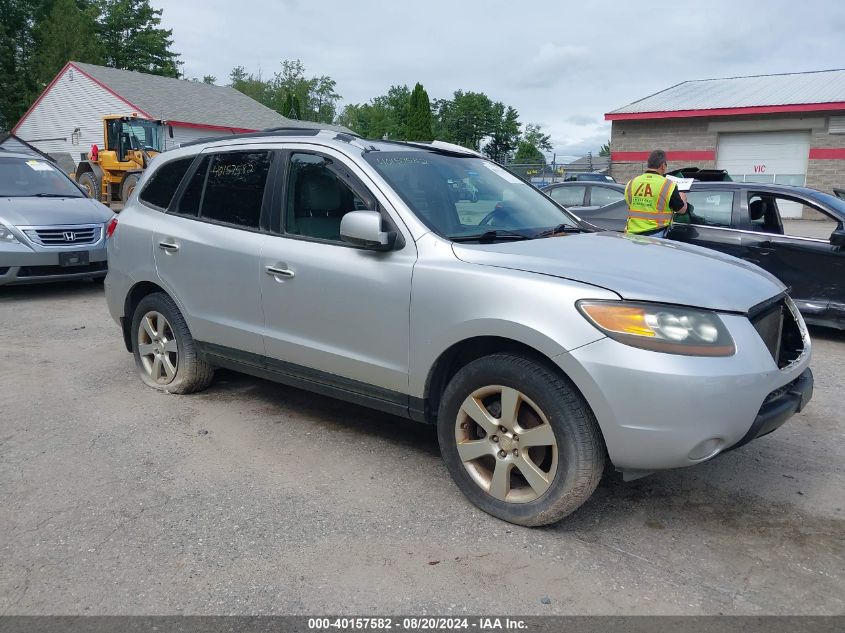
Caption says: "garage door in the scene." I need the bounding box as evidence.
[716,131,810,218]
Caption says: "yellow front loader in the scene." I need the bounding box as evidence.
[75,114,164,206]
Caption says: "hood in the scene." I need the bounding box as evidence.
[0,196,112,227]
[452,231,785,313]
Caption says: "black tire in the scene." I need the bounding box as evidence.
[77,171,100,201]
[130,292,214,394]
[121,174,140,202]
[437,353,605,526]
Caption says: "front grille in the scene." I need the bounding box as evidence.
[22,224,102,246]
[751,297,805,369]
[17,261,107,277]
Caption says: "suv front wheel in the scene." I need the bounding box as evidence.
[130,292,214,394]
[437,353,605,526]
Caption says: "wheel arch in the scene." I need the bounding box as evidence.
[422,336,598,431]
[121,280,170,351]
[75,160,103,181]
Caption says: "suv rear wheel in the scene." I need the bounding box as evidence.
[130,292,214,394]
[437,353,604,526]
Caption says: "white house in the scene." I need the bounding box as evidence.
[12,61,336,165]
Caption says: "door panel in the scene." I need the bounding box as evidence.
[739,195,844,316]
[260,236,415,393]
[260,150,416,393]
[153,216,266,355]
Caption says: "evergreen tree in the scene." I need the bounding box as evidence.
[32,0,103,88]
[97,0,180,77]
[0,0,39,130]
[483,103,520,163]
[406,82,433,141]
[282,92,301,120]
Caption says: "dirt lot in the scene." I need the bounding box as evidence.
[1,282,843,615]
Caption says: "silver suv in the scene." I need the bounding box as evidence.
[105,129,813,526]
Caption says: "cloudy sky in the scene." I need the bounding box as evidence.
[158,0,845,159]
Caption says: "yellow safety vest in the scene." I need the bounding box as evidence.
[624,172,677,234]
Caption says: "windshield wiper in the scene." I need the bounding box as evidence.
[449,229,532,243]
[534,223,583,238]
[30,193,82,198]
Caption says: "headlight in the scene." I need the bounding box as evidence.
[0,223,20,244]
[577,300,735,356]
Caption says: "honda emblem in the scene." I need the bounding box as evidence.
[63,231,75,242]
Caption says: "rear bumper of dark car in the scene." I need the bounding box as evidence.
[728,368,813,451]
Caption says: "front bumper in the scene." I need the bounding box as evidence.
[0,243,107,285]
[555,311,812,471]
[727,367,813,451]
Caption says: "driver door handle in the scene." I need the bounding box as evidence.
[265,265,295,279]
[158,240,179,252]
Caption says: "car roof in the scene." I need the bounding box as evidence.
[688,181,831,198]
[542,181,624,190]
[177,127,479,157]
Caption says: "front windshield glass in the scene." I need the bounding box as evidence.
[813,190,845,217]
[0,157,84,198]
[364,151,581,239]
[123,120,163,152]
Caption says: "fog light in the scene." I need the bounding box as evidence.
[688,438,724,461]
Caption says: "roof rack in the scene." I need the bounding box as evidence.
[178,126,361,149]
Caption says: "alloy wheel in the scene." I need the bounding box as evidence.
[455,385,559,503]
[137,311,178,384]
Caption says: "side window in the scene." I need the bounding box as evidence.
[685,191,734,227]
[590,186,624,207]
[746,194,783,235]
[198,151,273,229]
[284,153,368,242]
[749,194,839,240]
[175,155,209,217]
[139,157,194,210]
[548,185,586,207]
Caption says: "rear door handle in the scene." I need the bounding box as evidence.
[265,265,295,279]
[158,241,179,252]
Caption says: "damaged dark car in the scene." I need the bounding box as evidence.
[572,181,845,329]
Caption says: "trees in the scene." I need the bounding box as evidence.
[0,0,182,129]
[483,103,520,163]
[406,82,433,141]
[97,0,180,77]
[433,90,495,150]
[0,0,40,130]
[31,0,103,88]
[336,84,409,140]
[228,59,342,124]
[599,140,610,157]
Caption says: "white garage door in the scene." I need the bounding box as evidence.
[716,131,810,218]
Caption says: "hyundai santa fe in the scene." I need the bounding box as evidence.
[104,129,813,526]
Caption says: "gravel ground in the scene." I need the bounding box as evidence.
[0,281,843,615]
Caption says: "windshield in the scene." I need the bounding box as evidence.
[363,151,581,239]
[0,157,84,198]
[123,120,163,152]
[813,190,845,217]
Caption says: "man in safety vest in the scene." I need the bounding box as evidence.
[624,150,688,234]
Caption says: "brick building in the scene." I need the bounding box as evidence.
[606,69,845,198]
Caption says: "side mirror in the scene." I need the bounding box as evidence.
[340,210,396,251]
[830,228,845,248]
